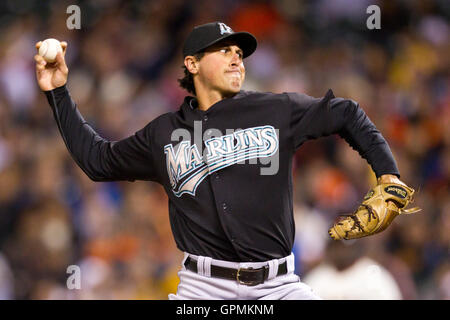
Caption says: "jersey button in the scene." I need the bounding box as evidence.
[203,115,208,121]
[222,203,227,210]
[215,173,220,180]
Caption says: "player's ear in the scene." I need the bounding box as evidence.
[184,56,199,75]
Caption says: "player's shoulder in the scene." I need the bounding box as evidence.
[238,89,286,99]
[237,90,290,104]
[286,89,336,109]
[136,112,174,135]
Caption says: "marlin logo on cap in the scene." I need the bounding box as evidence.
[183,21,257,58]
[218,22,233,35]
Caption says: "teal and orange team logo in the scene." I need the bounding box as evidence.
[164,125,279,197]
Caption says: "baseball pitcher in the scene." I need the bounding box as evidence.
[34,22,420,300]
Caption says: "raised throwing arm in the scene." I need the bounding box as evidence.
[34,41,159,183]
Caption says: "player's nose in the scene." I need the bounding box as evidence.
[229,49,242,66]
[230,56,242,71]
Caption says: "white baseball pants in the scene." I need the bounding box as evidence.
[168,252,321,300]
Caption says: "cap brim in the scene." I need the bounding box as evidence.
[195,32,257,58]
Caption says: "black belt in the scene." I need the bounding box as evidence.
[184,257,288,286]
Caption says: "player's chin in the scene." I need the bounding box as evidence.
[228,80,242,92]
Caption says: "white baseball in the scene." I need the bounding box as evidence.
[38,38,63,63]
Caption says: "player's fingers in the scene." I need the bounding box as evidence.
[34,55,47,76]
[61,41,67,55]
[35,41,42,52]
[34,54,46,68]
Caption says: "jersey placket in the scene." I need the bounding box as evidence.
[202,111,239,248]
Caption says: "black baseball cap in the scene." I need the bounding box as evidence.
[182,21,257,58]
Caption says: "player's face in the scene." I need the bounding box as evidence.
[197,42,245,96]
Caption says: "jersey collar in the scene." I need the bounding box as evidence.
[184,90,247,111]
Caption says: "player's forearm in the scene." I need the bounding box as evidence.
[334,99,400,178]
[45,85,118,181]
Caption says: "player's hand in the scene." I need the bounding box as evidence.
[34,41,68,91]
[377,174,408,187]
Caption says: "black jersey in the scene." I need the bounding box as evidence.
[45,85,399,262]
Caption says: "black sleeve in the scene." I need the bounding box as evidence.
[45,85,159,182]
[287,89,400,178]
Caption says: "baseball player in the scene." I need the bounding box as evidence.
[34,22,419,300]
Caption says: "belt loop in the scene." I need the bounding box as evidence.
[204,257,212,277]
[267,259,279,280]
[182,253,189,270]
[286,253,295,274]
[197,256,205,276]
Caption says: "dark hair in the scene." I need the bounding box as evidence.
[178,52,205,95]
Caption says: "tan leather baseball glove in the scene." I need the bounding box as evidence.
[328,183,421,240]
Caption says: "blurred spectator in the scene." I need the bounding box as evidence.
[303,241,403,299]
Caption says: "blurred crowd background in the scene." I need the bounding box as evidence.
[0,0,448,299]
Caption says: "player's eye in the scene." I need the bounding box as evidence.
[219,47,243,59]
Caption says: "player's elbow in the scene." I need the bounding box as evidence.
[87,175,104,182]
[338,98,368,128]
[82,168,109,182]
[342,99,360,117]
[85,170,131,182]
